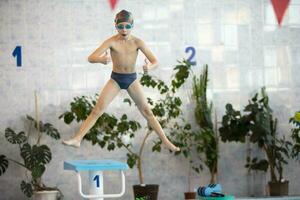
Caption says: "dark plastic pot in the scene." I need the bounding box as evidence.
[133,184,159,200]
[184,191,196,200]
[268,180,289,196]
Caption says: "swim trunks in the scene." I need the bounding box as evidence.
[111,71,137,89]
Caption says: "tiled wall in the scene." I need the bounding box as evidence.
[0,0,300,199]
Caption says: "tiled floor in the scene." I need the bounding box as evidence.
[236,196,300,200]
[199,197,300,200]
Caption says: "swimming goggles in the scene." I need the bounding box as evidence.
[116,23,133,30]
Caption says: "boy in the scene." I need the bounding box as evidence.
[63,10,180,152]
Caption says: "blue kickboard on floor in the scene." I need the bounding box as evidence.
[64,160,129,171]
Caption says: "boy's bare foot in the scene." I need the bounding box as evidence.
[164,140,180,152]
[170,146,180,152]
[173,146,181,152]
[62,138,81,148]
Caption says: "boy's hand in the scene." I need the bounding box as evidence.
[143,58,150,74]
[102,51,111,65]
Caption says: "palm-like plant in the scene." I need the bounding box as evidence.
[0,115,62,198]
[290,111,300,159]
[191,64,218,184]
[167,64,219,193]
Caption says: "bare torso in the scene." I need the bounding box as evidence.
[110,34,139,73]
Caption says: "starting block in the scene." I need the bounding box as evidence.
[64,159,129,200]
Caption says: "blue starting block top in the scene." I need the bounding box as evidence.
[64,160,129,172]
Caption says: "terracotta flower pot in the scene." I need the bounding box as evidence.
[184,191,196,200]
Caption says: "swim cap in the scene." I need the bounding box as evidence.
[115,10,133,24]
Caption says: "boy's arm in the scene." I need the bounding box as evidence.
[88,38,112,64]
[137,39,158,70]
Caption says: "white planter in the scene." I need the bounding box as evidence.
[33,190,59,200]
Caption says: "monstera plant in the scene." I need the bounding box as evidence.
[0,115,62,199]
[219,87,292,196]
[59,59,192,200]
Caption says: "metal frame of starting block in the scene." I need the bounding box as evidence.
[64,160,129,200]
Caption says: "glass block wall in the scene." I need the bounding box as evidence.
[0,0,299,199]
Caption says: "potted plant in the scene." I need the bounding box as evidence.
[191,64,218,184]
[219,87,292,196]
[0,115,63,200]
[168,64,218,200]
[59,60,192,200]
[290,111,300,160]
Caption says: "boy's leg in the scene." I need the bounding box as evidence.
[62,78,121,147]
[126,80,180,151]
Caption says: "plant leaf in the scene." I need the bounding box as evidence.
[21,181,33,197]
[42,123,61,140]
[5,128,27,144]
[123,98,132,106]
[0,155,9,176]
[20,143,51,174]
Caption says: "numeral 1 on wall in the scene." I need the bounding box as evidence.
[12,46,22,67]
